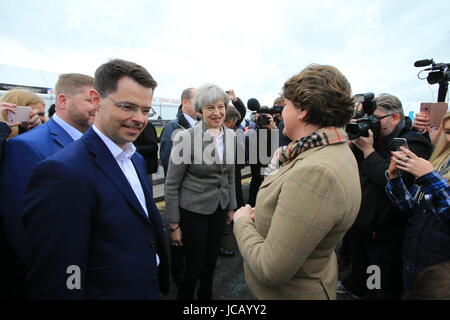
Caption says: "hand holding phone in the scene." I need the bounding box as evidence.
[393,137,409,151]
[420,102,448,129]
[7,106,32,123]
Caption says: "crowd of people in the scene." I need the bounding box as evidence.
[0,59,449,300]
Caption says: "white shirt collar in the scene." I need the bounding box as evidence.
[92,125,136,161]
[52,113,84,141]
[183,113,196,127]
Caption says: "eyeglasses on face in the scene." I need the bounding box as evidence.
[98,90,152,116]
[375,113,395,120]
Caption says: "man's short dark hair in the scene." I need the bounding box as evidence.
[224,105,241,122]
[94,59,157,96]
[181,88,195,102]
[282,64,354,128]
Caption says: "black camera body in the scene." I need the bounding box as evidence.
[256,106,271,126]
[414,59,450,103]
[249,104,284,127]
[346,93,381,141]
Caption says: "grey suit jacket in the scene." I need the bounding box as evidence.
[165,121,237,223]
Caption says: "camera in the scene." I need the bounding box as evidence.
[247,98,284,127]
[345,93,380,140]
[414,58,450,102]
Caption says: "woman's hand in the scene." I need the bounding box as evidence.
[169,224,183,246]
[351,129,375,158]
[387,153,399,179]
[226,210,234,225]
[263,114,277,130]
[0,103,21,127]
[391,146,435,178]
[233,204,255,223]
[20,109,42,130]
[427,124,442,146]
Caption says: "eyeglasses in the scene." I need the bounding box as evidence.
[98,90,152,116]
[375,113,394,120]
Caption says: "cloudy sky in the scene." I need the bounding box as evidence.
[0,0,449,117]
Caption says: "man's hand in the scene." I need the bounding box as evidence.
[227,89,238,102]
[351,129,375,158]
[262,114,277,129]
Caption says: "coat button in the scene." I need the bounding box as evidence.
[149,241,156,248]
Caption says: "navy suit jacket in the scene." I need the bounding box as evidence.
[0,118,74,263]
[22,127,169,299]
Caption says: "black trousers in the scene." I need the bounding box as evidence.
[342,231,404,299]
[247,164,263,207]
[170,244,185,288]
[178,206,227,300]
[235,165,244,209]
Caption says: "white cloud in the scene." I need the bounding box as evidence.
[0,0,449,116]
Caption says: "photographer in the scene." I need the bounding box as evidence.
[272,96,292,147]
[246,101,279,207]
[340,93,433,299]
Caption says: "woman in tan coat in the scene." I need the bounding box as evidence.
[233,64,362,299]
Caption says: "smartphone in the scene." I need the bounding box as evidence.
[420,102,448,128]
[393,137,409,151]
[7,106,32,122]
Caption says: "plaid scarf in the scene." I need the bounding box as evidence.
[264,127,348,175]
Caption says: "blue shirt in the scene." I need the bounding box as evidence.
[52,113,83,141]
[386,170,450,226]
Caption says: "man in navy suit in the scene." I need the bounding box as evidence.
[0,73,95,297]
[22,59,169,299]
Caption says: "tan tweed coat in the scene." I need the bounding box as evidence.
[234,128,361,299]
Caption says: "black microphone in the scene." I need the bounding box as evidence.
[247,98,261,111]
[424,63,449,71]
[414,59,433,67]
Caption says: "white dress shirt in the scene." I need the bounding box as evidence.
[92,126,159,265]
[52,113,83,141]
[214,129,224,162]
[183,113,196,127]
[93,125,148,216]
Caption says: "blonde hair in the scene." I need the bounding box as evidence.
[429,112,450,181]
[1,89,45,138]
[1,89,45,107]
[55,73,94,97]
